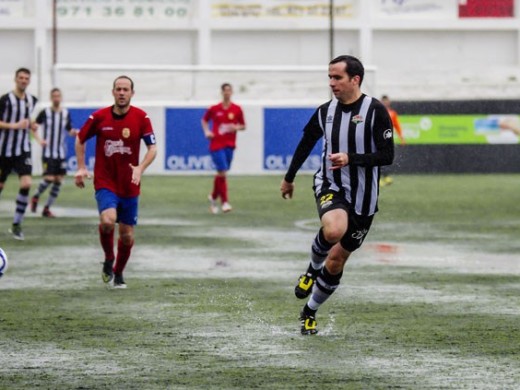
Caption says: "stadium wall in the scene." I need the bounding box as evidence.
[28,98,519,177]
[2,0,520,101]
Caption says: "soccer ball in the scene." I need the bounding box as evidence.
[0,248,8,278]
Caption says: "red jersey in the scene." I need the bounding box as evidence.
[78,106,154,197]
[202,102,245,152]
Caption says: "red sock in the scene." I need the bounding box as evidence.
[113,238,134,275]
[220,176,228,203]
[211,175,220,200]
[99,225,115,261]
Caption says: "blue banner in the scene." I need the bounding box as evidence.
[263,108,322,171]
[66,108,98,172]
[165,108,214,171]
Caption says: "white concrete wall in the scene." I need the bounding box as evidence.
[1,0,520,103]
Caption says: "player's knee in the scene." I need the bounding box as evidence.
[322,225,347,244]
[99,220,115,232]
[120,231,134,246]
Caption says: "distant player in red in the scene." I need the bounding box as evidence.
[380,95,405,187]
[75,75,157,288]
[201,83,245,214]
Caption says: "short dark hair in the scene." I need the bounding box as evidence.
[15,68,31,77]
[50,87,61,95]
[329,55,364,86]
[221,83,232,91]
[113,75,134,91]
[381,95,389,100]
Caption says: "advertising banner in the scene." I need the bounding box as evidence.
[263,108,322,171]
[211,0,356,18]
[65,108,98,172]
[401,114,520,144]
[375,0,454,18]
[56,0,193,20]
[459,0,514,17]
[164,108,214,171]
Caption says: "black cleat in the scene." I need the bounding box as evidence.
[9,224,24,241]
[294,272,316,299]
[102,260,114,284]
[300,311,318,335]
[42,206,56,218]
[113,273,127,289]
[31,196,38,213]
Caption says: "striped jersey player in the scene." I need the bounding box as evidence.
[31,88,78,218]
[280,55,394,335]
[0,68,42,240]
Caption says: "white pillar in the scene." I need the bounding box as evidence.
[359,0,373,65]
[197,0,212,65]
[34,0,51,100]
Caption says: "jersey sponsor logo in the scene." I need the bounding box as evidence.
[218,124,234,134]
[122,128,130,138]
[352,114,364,124]
[102,126,114,131]
[104,139,132,157]
[326,114,334,123]
[383,129,393,139]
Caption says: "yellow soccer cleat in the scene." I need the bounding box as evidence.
[300,311,318,335]
[294,273,316,299]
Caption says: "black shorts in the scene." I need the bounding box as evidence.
[315,190,374,252]
[0,153,32,182]
[42,158,67,176]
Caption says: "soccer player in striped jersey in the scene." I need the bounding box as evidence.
[0,68,43,240]
[31,88,78,217]
[280,55,394,335]
[201,83,246,214]
[75,76,157,289]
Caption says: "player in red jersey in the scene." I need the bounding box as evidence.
[74,75,157,288]
[201,83,245,214]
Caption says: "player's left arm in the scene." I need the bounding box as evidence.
[31,110,47,146]
[232,107,246,132]
[129,131,157,186]
[65,111,79,136]
[30,125,46,146]
[335,105,394,168]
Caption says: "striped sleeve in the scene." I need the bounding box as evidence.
[348,103,394,167]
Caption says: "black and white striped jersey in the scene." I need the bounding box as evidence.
[0,92,38,157]
[285,94,394,217]
[35,107,73,159]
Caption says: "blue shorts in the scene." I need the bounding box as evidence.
[95,189,139,226]
[211,147,234,172]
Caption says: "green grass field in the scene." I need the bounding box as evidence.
[1,174,519,389]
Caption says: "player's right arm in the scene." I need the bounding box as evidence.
[201,107,214,139]
[74,136,90,188]
[281,109,323,199]
[74,114,97,188]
